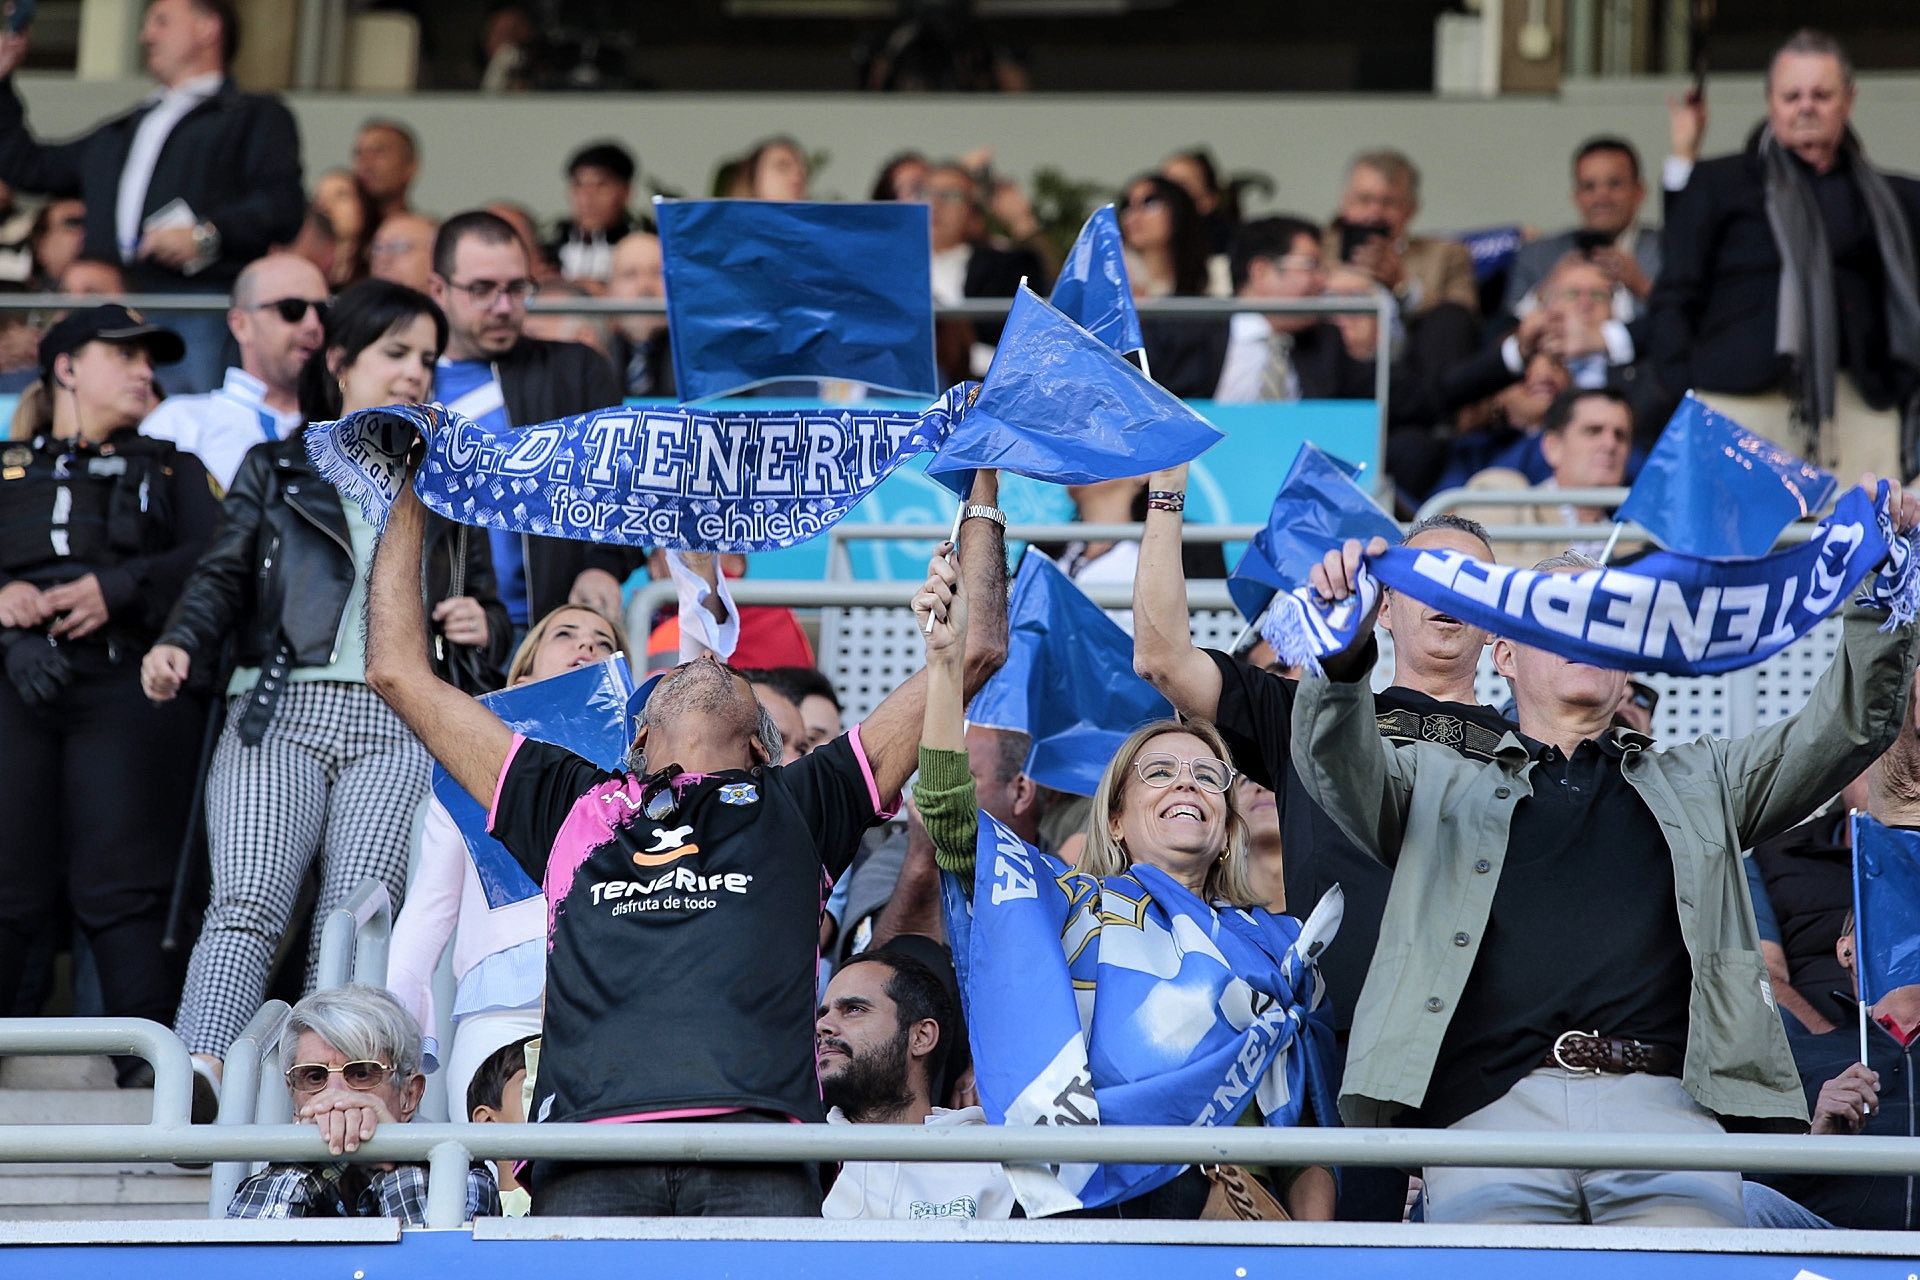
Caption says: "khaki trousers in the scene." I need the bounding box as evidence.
[1696,382,1905,490]
[1422,1067,1745,1227]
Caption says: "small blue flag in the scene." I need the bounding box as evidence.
[1048,206,1143,354]
[1228,443,1400,622]
[655,198,937,401]
[433,656,637,909]
[1851,812,1920,1046]
[1615,394,1835,560]
[967,551,1172,797]
[928,285,1223,490]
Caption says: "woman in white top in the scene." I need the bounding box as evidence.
[384,603,626,1112]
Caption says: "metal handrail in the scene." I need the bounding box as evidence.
[0,1118,1912,1229]
[209,1000,293,1216]
[313,878,393,992]
[1418,485,1821,548]
[0,1018,194,1127]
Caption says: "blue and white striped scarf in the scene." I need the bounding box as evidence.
[941,813,1341,1216]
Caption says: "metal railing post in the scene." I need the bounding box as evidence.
[209,1000,292,1217]
[426,1139,476,1229]
[314,879,394,992]
[0,1017,193,1126]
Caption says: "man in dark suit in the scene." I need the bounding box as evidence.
[428,211,641,638]
[1502,137,1661,323]
[0,0,305,393]
[1649,28,1920,483]
[917,161,1044,384]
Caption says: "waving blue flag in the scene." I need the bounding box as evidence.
[655,198,937,401]
[1048,206,1143,354]
[1851,813,1920,1046]
[1616,394,1835,559]
[967,552,1172,797]
[433,656,637,909]
[928,286,1223,489]
[1229,443,1400,622]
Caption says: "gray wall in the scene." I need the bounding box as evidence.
[17,73,1920,235]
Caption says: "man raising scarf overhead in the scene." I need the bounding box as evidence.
[1288,475,1920,1227]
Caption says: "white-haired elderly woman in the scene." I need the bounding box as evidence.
[226,984,500,1223]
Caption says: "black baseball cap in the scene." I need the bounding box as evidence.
[39,304,186,382]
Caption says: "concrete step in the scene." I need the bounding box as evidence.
[0,1161,211,1220]
[0,1088,161,1125]
[0,1055,118,1090]
[0,1201,208,1221]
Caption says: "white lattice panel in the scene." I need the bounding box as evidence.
[819,605,1848,744]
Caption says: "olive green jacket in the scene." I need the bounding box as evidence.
[1291,602,1916,1129]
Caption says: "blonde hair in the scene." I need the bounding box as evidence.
[1076,718,1258,908]
[505,603,630,686]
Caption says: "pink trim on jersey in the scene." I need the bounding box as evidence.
[847,724,899,820]
[487,733,527,833]
[588,1105,746,1125]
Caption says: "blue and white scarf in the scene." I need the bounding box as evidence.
[1264,483,1920,677]
[940,813,1342,1217]
[304,387,970,553]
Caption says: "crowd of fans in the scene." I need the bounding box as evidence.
[0,0,1917,1236]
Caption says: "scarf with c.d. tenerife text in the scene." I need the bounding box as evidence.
[304,387,969,553]
[1263,482,1920,677]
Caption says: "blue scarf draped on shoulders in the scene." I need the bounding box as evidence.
[940,812,1342,1216]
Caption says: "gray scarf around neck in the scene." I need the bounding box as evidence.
[1759,126,1920,467]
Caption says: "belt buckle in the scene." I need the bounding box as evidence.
[1551,1029,1599,1074]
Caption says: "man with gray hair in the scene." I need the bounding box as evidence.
[1650,27,1920,483]
[225,983,500,1222]
[1298,495,1920,1224]
[1325,147,1478,318]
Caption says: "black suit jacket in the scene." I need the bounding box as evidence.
[493,337,647,620]
[1649,139,1920,406]
[0,75,305,290]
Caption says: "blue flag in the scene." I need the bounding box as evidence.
[966,552,1172,797]
[1228,443,1400,622]
[1616,394,1836,560]
[655,198,937,401]
[1048,206,1143,355]
[432,656,637,909]
[928,286,1223,489]
[1851,812,1920,1045]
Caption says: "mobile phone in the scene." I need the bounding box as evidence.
[6,0,35,35]
[1338,220,1389,263]
[1573,228,1616,254]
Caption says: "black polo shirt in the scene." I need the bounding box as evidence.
[1205,648,1509,1031]
[1418,733,1692,1128]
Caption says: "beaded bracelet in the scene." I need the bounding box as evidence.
[1145,490,1186,512]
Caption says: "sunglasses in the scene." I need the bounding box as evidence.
[1626,683,1659,714]
[284,1059,395,1093]
[1120,195,1165,213]
[255,297,329,324]
[1134,752,1235,794]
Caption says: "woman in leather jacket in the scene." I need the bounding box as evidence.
[142,280,510,1098]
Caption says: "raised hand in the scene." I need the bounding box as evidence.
[912,544,966,661]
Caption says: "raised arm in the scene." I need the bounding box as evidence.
[1133,462,1223,719]
[364,480,515,809]
[850,470,1010,803]
[910,546,983,885]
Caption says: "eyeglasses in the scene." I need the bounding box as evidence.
[1625,683,1659,714]
[284,1060,396,1093]
[1552,288,1615,306]
[446,277,538,305]
[917,187,971,206]
[1134,752,1235,794]
[1272,253,1326,275]
[255,297,328,324]
[1120,195,1165,213]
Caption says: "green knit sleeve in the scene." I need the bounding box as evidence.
[913,745,981,884]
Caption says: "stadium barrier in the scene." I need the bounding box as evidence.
[1417,485,1822,547]
[312,877,394,993]
[208,1000,293,1215]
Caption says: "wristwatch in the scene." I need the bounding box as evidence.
[962,504,1007,529]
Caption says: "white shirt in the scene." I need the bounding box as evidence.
[1213,311,1299,403]
[821,1107,1018,1221]
[115,72,223,261]
[140,366,299,488]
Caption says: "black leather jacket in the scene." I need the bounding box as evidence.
[156,431,510,674]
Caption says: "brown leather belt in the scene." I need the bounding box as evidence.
[1541,1031,1680,1076]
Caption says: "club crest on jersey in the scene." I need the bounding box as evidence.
[718,783,759,806]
